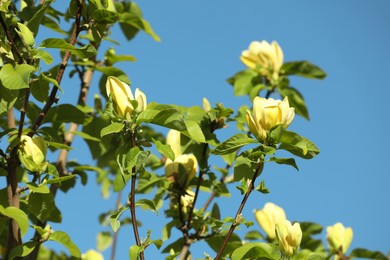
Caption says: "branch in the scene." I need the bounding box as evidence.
[0,14,26,64]
[110,191,123,260]
[30,0,83,135]
[214,159,264,260]
[129,132,144,260]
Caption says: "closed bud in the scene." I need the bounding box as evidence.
[254,202,286,240]
[106,76,147,120]
[166,129,182,158]
[240,40,283,80]
[202,97,212,112]
[246,96,295,142]
[326,223,353,254]
[18,135,47,173]
[180,189,195,214]
[15,22,35,48]
[275,220,302,257]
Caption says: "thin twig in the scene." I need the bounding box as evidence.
[30,0,83,135]
[17,89,30,139]
[110,191,122,260]
[214,159,264,260]
[0,15,25,64]
[129,132,144,260]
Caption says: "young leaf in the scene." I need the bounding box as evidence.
[282,61,326,79]
[110,206,128,232]
[279,87,309,120]
[268,157,299,170]
[97,232,113,251]
[100,122,124,137]
[40,38,97,59]
[49,231,81,258]
[212,134,257,155]
[183,120,206,143]
[135,199,158,214]
[255,180,270,194]
[0,205,29,237]
[230,242,279,260]
[0,64,36,90]
[26,182,50,194]
[9,241,38,260]
[153,138,175,161]
[349,248,388,260]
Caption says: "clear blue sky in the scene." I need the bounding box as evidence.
[6,0,390,259]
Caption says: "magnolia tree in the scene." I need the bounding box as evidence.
[0,1,387,260]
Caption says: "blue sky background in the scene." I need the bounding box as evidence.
[2,0,390,259]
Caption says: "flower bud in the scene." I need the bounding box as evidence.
[326,223,353,254]
[166,129,182,158]
[165,154,198,187]
[275,220,302,257]
[18,135,47,173]
[254,202,286,240]
[240,40,283,80]
[202,97,212,112]
[246,96,295,141]
[106,76,147,120]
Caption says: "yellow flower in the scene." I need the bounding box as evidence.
[165,154,198,187]
[240,40,284,80]
[82,249,104,260]
[106,76,146,119]
[246,96,295,141]
[326,223,353,254]
[255,202,287,240]
[18,135,47,173]
[166,129,182,159]
[275,220,302,257]
[180,189,195,214]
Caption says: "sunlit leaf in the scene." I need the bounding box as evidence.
[40,38,97,59]
[0,64,36,90]
[49,231,81,258]
[212,134,257,155]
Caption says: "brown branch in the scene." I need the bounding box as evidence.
[17,89,31,139]
[110,191,123,260]
[214,159,264,260]
[128,132,144,260]
[0,14,26,64]
[30,0,83,135]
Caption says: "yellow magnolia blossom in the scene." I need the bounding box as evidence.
[17,135,47,173]
[180,189,195,214]
[240,40,284,80]
[275,220,302,257]
[246,96,295,141]
[106,76,147,119]
[327,223,353,254]
[166,129,182,158]
[255,202,287,240]
[82,249,104,260]
[165,154,198,187]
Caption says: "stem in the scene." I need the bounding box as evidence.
[129,132,144,260]
[214,159,264,260]
[0,14,26,64]
[30,0,83,135]
[110,191,122,260]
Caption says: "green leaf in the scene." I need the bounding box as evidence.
[30,77,49,102]
[28,192,57,222]
[282,61,326,79]
[183,120,206,143]
[40,38,97,59]
[280,87,309,120]
[231,242,279,260]
[49,231,81,258]
[227,69,262,96]
[46,104,91,124]
[137,102,186,131]
[205,232,242,257]
[0,205,29,237]
[119,12,160,42]
[27,0,54,35]
[153,138,175,161]
[350,248,387,260]
[40,72,62,92]
[135,199,158,214]
[234,155,256,182]
[0,64,36,90]
[26,182,50,193]
[45,175,76,185]
[268,157,299,170]
[48,141,74,150]
[34,49,54,65]
[100,122,125,137]
[93,8,121,23]
[9,241,38,260]
[211,203,221,220]
[15,22,35,47]
[244,230,264,240]
[97,232,112,252]
[270,126,319,159]
[212,134,257,155]
[72,131,101,142]
[110,206,128,232]
[255,180,270,194]
[129,245,140,260]
[105,48,136,64]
